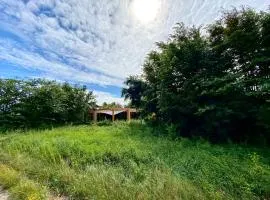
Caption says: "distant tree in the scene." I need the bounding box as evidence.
[0,79,96,129]
[62,83,96,123]
[122,76,146,108]
[101,102,123,109]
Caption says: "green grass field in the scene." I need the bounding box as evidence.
[0,122,269,200]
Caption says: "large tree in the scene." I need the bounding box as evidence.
[123,8,270,143]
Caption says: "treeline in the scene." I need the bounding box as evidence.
[0,79,96,130]
[122,8,270,143]
[101,102,123,109]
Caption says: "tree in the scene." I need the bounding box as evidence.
[0,79,96,129]
[101,102,123,109]
[122,76,146,108]
[122,7,270,143]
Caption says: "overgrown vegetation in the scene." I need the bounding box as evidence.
[0,79,96,130]
[122,8,270,144]
[101,102,123,109]
[0,122,269,199]
[0,7,269,199]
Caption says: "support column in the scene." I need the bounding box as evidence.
[112,109,115,122]
[93,111,97,122]
[127,109,131,122]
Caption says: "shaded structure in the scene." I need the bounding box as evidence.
[89,108,137,122]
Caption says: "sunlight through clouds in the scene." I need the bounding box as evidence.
[132,0,161,23]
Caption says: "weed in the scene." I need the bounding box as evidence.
[0,122,269,199]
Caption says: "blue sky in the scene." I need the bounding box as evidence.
[0,0,268,105]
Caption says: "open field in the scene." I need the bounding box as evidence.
[0,122,269,200]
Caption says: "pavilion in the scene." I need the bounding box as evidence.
[89,108,137,122]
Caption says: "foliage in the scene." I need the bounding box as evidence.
[0,164,47,200]
[96,119,113,126]
[101,102,123,109]
[123,8,270,143]
[0,79,96,129]
[0,123,269,199]
[122,76,147,108]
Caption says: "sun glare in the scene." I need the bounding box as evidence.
[132,0,160,23]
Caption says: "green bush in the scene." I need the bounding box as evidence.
[0,79,96,129]
[96,119,113,126]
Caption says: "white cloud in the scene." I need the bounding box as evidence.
[93,90,126,106]
[0,0,268,88]
[0,38,123,86]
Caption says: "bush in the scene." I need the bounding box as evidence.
[0,79,96,129]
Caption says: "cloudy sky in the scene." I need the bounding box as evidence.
[0,0,268,104]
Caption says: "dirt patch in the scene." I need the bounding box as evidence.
[0,187,9,200]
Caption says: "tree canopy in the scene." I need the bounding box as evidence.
[101,102,123,109]
[0,79,96,130]
[122,8,270,143]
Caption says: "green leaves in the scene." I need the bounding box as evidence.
[0,79,96,129]
[122,7,270,144]
[122,76,147,109]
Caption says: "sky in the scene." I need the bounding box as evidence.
[0,0,269,105]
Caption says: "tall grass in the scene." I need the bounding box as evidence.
[0,121,269,199]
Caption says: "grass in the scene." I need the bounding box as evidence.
[0,164,47,200]
[0,121,269,200]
